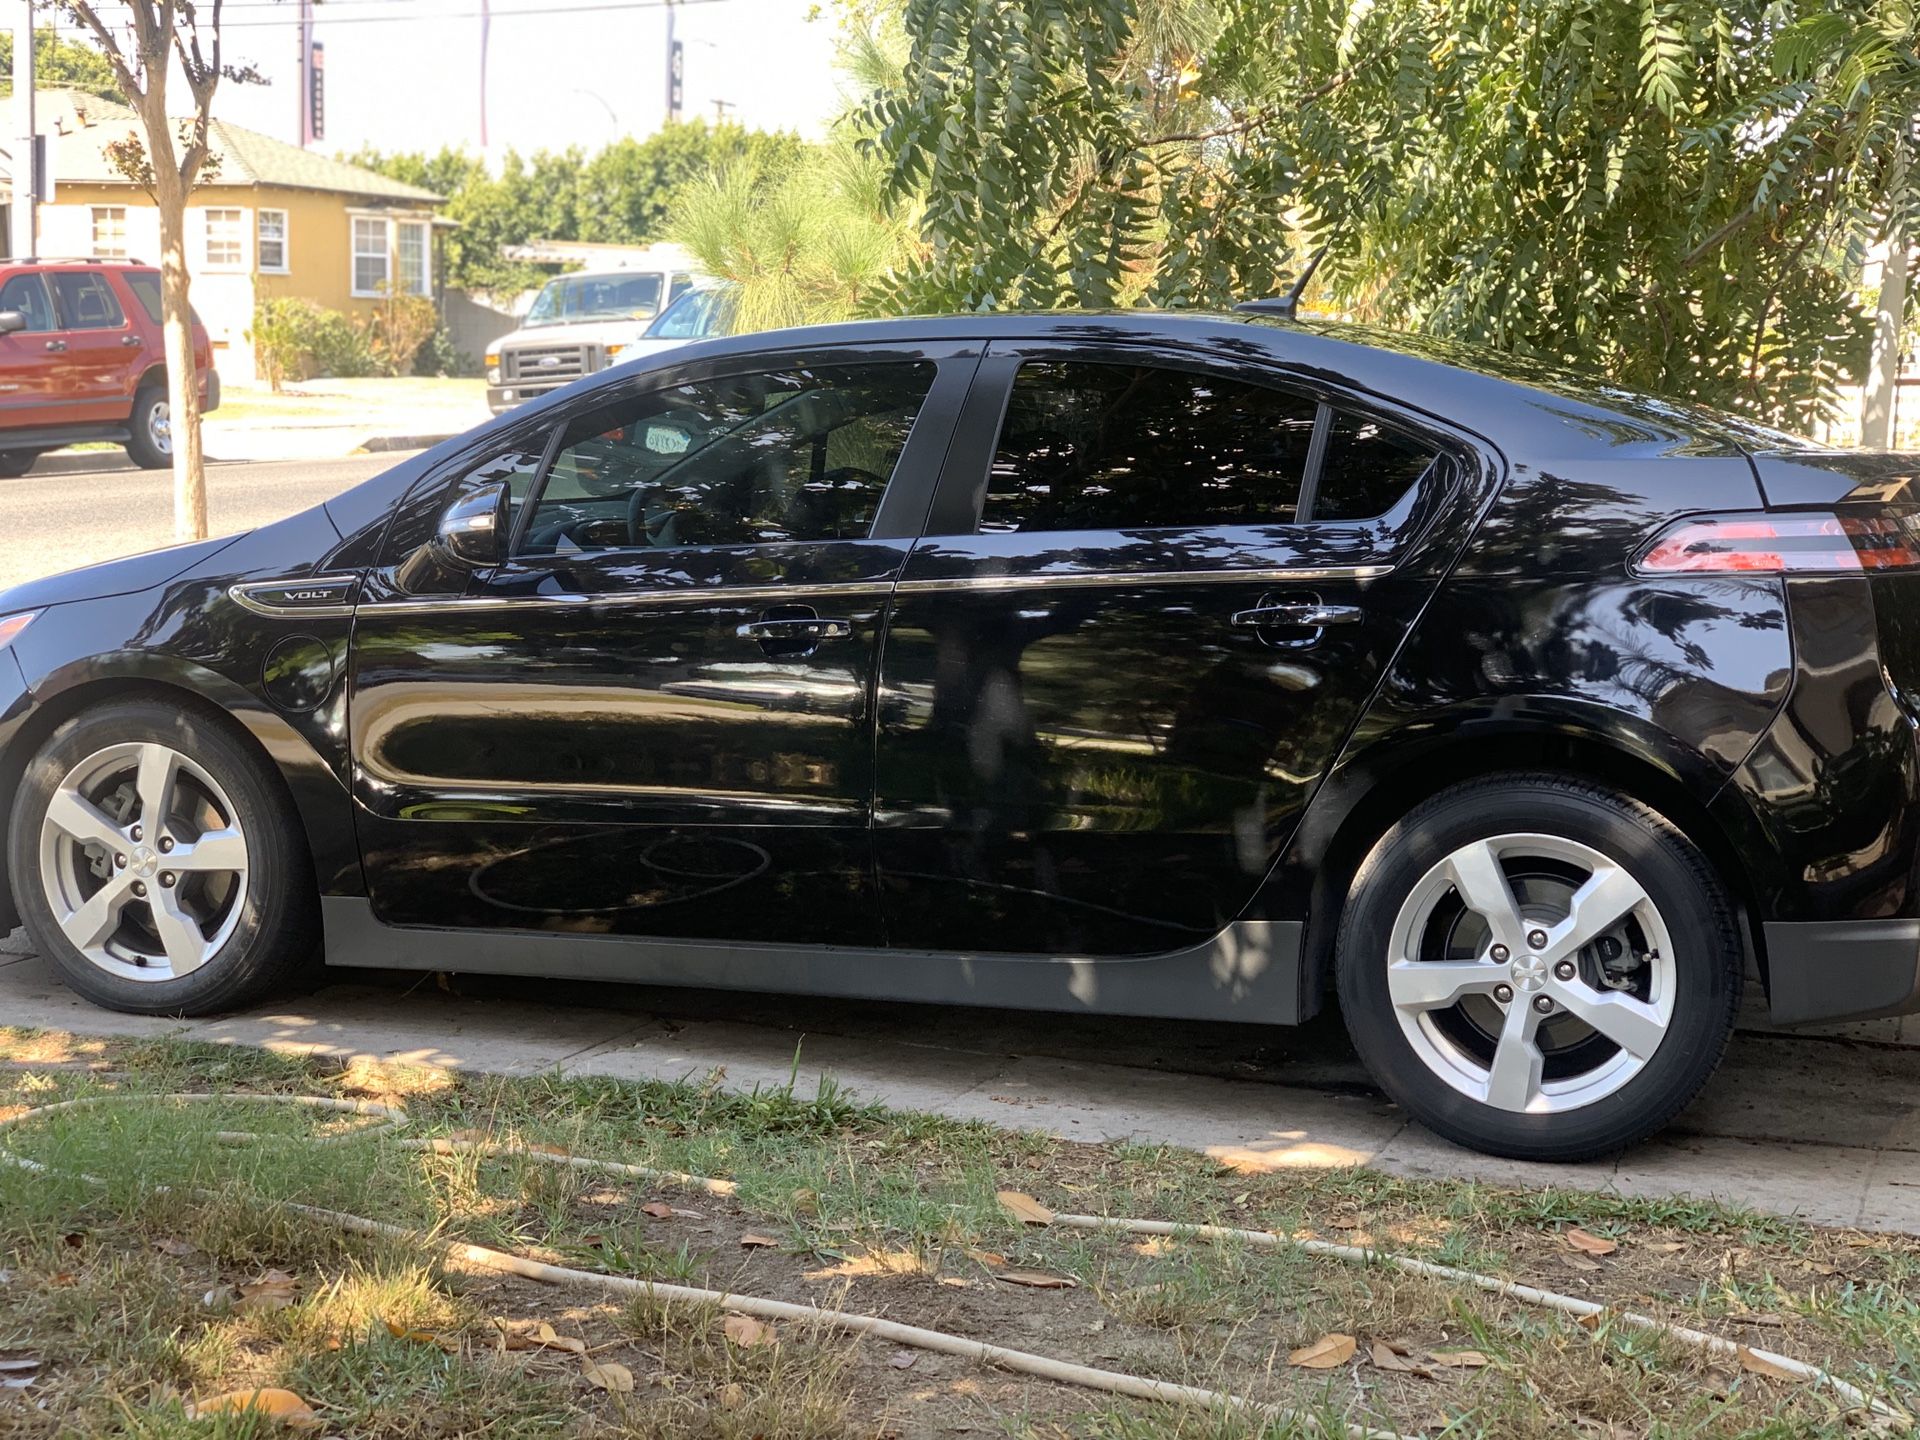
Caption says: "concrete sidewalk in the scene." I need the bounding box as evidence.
[5,932,1916,1234]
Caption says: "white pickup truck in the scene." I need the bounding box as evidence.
[486,262,701,414]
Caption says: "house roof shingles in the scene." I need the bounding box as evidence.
[5,89,441,205]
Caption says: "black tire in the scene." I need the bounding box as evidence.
[0,450,42,478]
[7,697,317,1016]
[124,386,170,469]
[1336,773,1741,1162]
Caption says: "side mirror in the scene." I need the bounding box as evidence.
[432,481,510,569]
[0,311,28,335]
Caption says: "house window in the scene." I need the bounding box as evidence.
[396,220,429,297]
[257,209,289,273]
[90,206,127,259]
[204,207,244,267]
[352,215,390,296]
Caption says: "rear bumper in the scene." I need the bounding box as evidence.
[1764,920,1920,1026]
[202,367,220,415]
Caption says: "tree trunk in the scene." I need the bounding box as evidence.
[1863,227,1910,449]
[152,162,207,541]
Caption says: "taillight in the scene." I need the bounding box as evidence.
[1635,510,1920,575]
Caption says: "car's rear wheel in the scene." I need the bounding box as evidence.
[125,387,170,469]
[1336,774,1741,1161]
[7,698,316,1015]
[0,450,43,478]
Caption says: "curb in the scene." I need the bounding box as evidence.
[28,450,136,476]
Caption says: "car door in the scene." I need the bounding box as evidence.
[873,339,1472,958]
[348,340,978,946]
[45,269,140,422]
[0,273,61,421]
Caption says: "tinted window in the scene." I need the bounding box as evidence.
[51,271,124,329]
[0,274,54,332]
[1313,411,1438,520]
[982,361,1318,533]
[520,362,934,554]
[646,288,723,340]
[124,271,164,323]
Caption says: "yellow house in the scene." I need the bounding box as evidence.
[3,88,444,384]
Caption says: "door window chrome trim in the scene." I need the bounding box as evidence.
[892,563,1393,594]
[358,578,902,616]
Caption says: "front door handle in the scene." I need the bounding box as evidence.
[42,339,65,352]
[737,616,854,642]
[1230,602,1365,628]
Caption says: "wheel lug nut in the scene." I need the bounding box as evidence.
[1490,944,1510,962]
[131,881,147,898]
[114,854,127,868]
[159,837,174,853]
[1554,960,1576,981]
[159,873,175,888]
[130,825,142,842]
[1493,983,1514,1003]
[1528,928,1548,949]
[1533,995,1554,1014]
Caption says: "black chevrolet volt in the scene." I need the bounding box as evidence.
[2,311,1916,1161]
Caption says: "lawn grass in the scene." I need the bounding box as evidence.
[0,1026,1914,1438]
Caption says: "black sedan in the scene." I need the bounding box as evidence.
[1,312,1914,1162]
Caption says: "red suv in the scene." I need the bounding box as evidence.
[0,258,219,477]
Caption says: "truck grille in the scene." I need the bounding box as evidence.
[503,344,598,383]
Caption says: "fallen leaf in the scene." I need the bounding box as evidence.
[235,1270,298,1314]
[718,1381,747,1408]
[48,1272,74,1288]
[739,1233,779,1250]
[938,1276,972,1288]
[995,1270,1078,1290]
[964,1247,1007,1268]
[723,1314,775,1347]
[1647,1241,1685,1254]
[1562,1254,1603,1273]
[579,1234,605,1248]
[184,1387,319,1426]
[790,1187,820,1217]
[1427,1349,1489,1369]
[1369,1340,1430,1377]
[1701,1365,1740,1397]
[154,1237,198,1258]
[1289,1334,1356,1369]
[534,1321,587,1356]
[998,1191,1055,1226]
[1737,1345,1802,1382]
[1576,1312,1605,1332]
[641,1202,675,1219]
[888,1350,918,1370]
[527,1142,572,1157]
[1809,1262,1839,1276]
[60,1232,84,1249]
[383,1318,441,1346]
[583,1359,634,1393]
[1565,1228,1618,1257]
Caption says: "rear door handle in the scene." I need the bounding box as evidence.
[120,334,142,348]
[1230,603,1365,628]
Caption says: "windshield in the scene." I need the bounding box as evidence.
[524,272,664,328]
[644,287,728,340]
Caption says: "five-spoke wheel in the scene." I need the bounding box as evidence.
[1339,775,1741,1161]
[7,698,315,1015]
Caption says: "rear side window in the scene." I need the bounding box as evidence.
[51,271,124,329]
[1313,411,1437,520]
[124,271,163,324]
[519,362,935,554]
[982,362,1318,533]
[0,274,54,332]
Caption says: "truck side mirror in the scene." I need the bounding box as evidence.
[0,311,29,335]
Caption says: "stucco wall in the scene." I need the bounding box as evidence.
[33,183,435,385]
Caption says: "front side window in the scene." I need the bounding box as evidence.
[0,274,54,332]
[51,271,124,329]
[352,216,389,295]
[519,362,935,555]
[257,209,289,272]
[90,206,127,259]
[203,207,243,267]
[981,361,1320,534]
[396,220,429,297]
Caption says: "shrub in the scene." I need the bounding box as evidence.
[365,287,439,376]
[250,297,378,384]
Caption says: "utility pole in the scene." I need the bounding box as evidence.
[665,0,682,124]
[9,0,33,261]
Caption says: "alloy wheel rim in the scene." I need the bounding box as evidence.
[1385,833,1676,1115]
[150,400,171,455]
[37,741,249,983]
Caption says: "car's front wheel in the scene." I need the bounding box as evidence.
[7,698,316,1015]
[1337,774,1741,1161]
[0,450,43,478]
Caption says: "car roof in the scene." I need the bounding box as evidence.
[617,309,1792,461]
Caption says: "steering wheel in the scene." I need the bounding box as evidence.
[625,486,682,548]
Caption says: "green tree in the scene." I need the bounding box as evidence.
[0,27,123,99]
[863,0,1919,429]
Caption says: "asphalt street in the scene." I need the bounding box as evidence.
[0,452,415,594]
